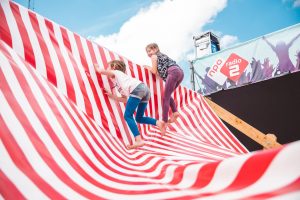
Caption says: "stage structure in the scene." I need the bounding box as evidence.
[191,32,220,90]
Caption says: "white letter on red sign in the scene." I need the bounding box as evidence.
[229,65,240,77]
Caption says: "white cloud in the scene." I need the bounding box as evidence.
[92,0,228,66]
[293,0,300,7]
[282,0,300,7]
[220,35,239,49]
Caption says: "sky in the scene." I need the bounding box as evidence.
[14,0,300,88]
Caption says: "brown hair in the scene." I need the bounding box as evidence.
[145,43,160,52]
[108,60,126,73]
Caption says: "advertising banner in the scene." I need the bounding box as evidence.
[192,24,300,95]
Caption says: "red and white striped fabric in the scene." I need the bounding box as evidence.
[1,1,300,199]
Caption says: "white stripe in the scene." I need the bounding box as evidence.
[199,153,252,193]
[91,43,118,137]
[67,30,101,122]
[6,46,183,179]
[0,139,49,200]
[183,90,209,141]
[200,95,245,151]
[102,48,130,144]
[143,135,230,161]
[1,0,24,58]
[79,37,102,124]
[4,48,173,189]
[187,95,220,144]
[0,87,85,199]
[2,49,183,199]
[267,191,300,200]
[198,96,230,147]
[176,102,204,139]
[200,95,247,152]
[4,38,299,199]
[176,164,205,189]
[36,14,67,95]
[52,23,86,112]
[4,45,199,186]
[197,141,300,200]
[19,6,47,77]
[156,76,163,119]
[146,126,240,157]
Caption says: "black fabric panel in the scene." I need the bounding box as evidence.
[208,72,300,151]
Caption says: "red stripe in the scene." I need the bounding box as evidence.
[0,106,64,199]
[246,177,300,199]
[44,19,76,102]
[187,94,222,144]
[224,147,279,191]
[193,161,219,188]
[96,46,123,139]
[41,64,168,175]
[0,170,26,200]
[2,53,170,196]
[154,74,161,119]
[10,3,35,67]
[179,88,211,142]
[1,61,103,198]
[0,5,12,47]
[97,46,133,143]
[28,11,57,85]
[195,94,232,147]
[64,30,94,119]
[85,41,110,129]
[200,95,247,153]
[142,65,155,118]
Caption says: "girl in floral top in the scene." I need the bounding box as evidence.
[144,43,184,136]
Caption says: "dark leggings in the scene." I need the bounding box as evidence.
[162,66,184,122]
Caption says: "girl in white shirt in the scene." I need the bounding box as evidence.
[94,60,164,149]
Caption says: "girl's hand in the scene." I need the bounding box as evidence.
[143,65,151,71]
[102,88,113,98]
[93,63,102,73]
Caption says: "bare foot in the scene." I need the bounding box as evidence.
[126,140,145,149]
[157,120,167,136]
[168,112,180,123]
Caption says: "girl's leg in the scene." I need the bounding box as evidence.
[127,135,144,149]
[135,102,165,136]
[124,97,144,148]
[163,68,184,124]
[135,102,156,125]
[135,88,166,136]
[163,71,182,122]
[169,73,184,112]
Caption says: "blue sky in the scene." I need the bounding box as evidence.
[14,0,300,88]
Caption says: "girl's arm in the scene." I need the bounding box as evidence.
[103,89,127,103]
[94,64,115,78]
[144,54,158,74]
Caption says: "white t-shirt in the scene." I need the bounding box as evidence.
[112,70,141,96]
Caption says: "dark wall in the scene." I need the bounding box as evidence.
[208,72,300,151]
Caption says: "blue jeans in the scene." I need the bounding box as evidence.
[124,83,156,137]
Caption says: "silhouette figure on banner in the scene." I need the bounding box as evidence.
[263,33,300,75]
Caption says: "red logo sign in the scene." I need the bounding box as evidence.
[220,53,249,82]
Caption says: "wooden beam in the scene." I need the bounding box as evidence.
[204,97,281,149]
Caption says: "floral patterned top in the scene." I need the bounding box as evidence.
[157,52,179,80]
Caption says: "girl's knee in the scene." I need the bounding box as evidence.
[124,112,132,121]
[135,116,142,123]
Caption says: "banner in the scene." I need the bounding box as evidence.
[192,23,300,95]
